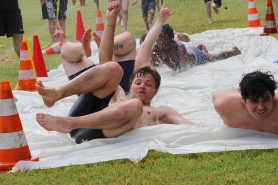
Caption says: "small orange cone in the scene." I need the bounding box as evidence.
[263,0,277,34]
[248,0,263,27]
[0,81,39,172]
[17,41,37,91]
[33,35,48,77]
[96,9,104,38]
[42,42,63,55]
[76,10,85,42]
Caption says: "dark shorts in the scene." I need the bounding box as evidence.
[141,0,156,18]
[186,46,208,66]
[42,0,68,20]
[68,60,135,94]
[0,9,24,37]
[204,0,222,6]
[69,92,115,144]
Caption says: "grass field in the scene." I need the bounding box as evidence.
[1,0,278,184]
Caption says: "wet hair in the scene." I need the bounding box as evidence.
[130,64,161,89]
[161,24,174,40]
[140,33,147,45]
[239,70,277,101]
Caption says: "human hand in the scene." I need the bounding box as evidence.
[53,22,65,38]
[106,1,122,21]
[79,0,85,6]
[39,0,45,5]
[131,0,137,6]
[158,3,175,23]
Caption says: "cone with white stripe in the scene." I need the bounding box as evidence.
[42,42,63,55]
[263,0,277,34]
[96,9,104,38]
[17,41,37,91]
[0,81,39,172]
[248,0,263,27]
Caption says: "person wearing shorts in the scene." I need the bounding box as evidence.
[40,0,71,43]
[131,0,156,31]
[151,24,241,72]
[0,0,24,58]
[204,0,222,23]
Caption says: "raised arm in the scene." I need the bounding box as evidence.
[135,3,175,69]
[99,1,121,64]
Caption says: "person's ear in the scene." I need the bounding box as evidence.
[241,96,246,105]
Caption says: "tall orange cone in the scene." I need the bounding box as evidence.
[42,42,62,55]
[248,0,263,27]
[76,10,85,42]
[263,0,277,34]
[17,41,37,91]
[33,35,48,77]
[96,9,104,38]
[0,81,39,172]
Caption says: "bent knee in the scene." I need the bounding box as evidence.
[104,62,123,77]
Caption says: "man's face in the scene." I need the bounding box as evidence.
[156,32,168,49]
[242,92,274,121]
[130,74,158,105]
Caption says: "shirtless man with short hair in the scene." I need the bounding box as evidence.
[213,70,278,134]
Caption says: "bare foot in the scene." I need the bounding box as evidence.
[81,28,92,57]
[92,31,101,49]
[36,81,59,108]
[117,17,122,26]
[208,18,212,24]
[212,3,219,15]
[232,46,241,55]
[53,22,69,44]
[36,113,73,133]
[197,44,209,53]
[174,32,190,42]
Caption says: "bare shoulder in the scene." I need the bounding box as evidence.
[212,88,241,111]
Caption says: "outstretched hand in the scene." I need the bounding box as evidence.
[106,1,122,22]
[157,3,175,23]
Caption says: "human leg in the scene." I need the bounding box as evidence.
[59,29,94,76]
[148,0,156,27]
[94,0,100,9]
[36,61,123,107]
[12,33,23,57]
[204,0,212,23]
[120,0,129,31]
[205,46,241,62]
[36,98,143,137]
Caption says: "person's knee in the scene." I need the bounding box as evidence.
[122,99,143,119]
[104,62,123,78]
[121,9,128,15]
[114,32,135,56]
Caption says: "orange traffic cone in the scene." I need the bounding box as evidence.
[33,35,48,77]
[17,41,37,91]
[248,0,263,27]
[263,0,277,34]
[76,10,85,42]
[0,81,39,172]
[42,42,62,55]
[96,9,104,38]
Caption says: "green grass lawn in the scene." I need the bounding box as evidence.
[1,0,278,183]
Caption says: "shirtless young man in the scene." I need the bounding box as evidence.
[150,23,241,72]
[212,71,278,134]
[35,2,194,144]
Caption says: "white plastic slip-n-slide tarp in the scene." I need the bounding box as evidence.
[11,27,278,171]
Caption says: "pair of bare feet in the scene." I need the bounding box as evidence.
[53,23,101,58]
[197,44,241,55]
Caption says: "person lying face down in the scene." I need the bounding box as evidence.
[212,70,278,134]
[35,3,196,144]
[150,24,241,72]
